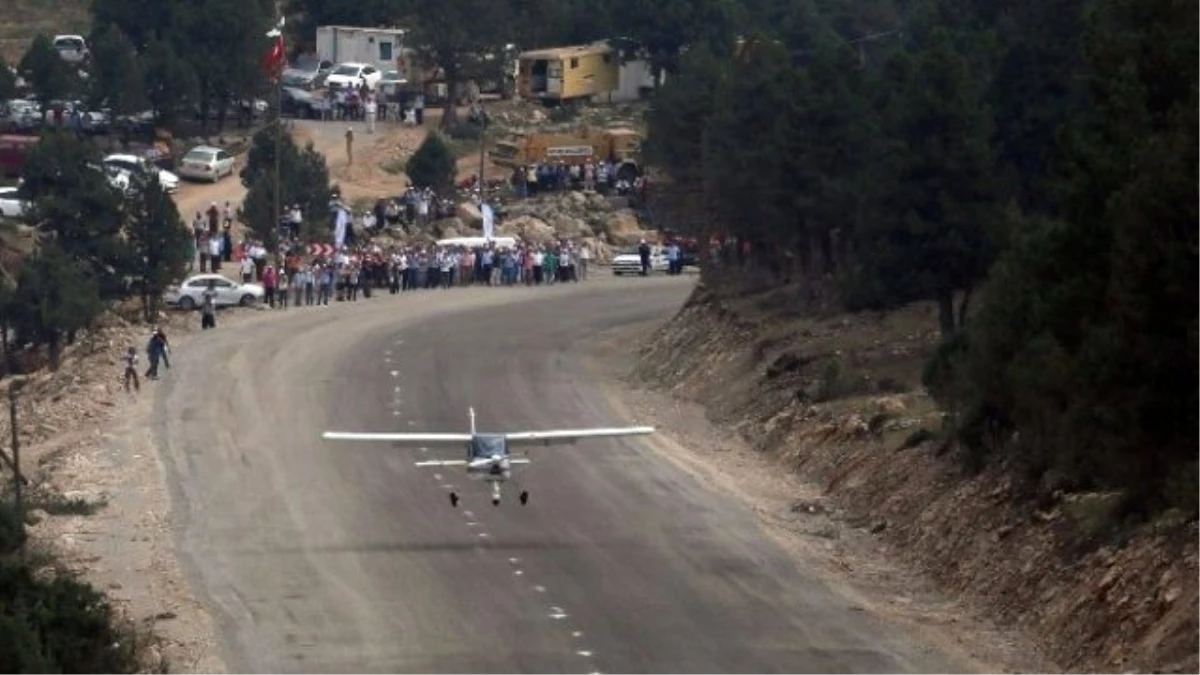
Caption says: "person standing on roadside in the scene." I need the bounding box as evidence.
[365,95,377,133]
[123,346,139,393]
[145,329,166,380]
[201,280,218,330]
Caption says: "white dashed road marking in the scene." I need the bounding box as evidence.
[386,356,596,673]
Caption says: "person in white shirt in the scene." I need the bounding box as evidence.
[240,255,254,282]
[532,249,545,285]
[579,243,591,281]
[208,235,222,272]
[365,95,377,133]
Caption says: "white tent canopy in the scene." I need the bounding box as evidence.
[436,236,518,250]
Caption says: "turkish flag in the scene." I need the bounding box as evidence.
[262,34,285,77]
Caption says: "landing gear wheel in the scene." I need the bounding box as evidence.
[449,492,459,508]
[519,491,529,505]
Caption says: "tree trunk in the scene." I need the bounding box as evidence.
[1,316,12,376]
[937,289,956,339]
[141,277,151,323]
[958,286,973,330]
[439,61,459,130]
[199,77,211,135]
[48,333,62,371]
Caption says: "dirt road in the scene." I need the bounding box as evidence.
[172,116,431,222]
[152,275,978,673]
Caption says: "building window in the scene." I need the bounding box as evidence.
[379,42,393,61]
[570,58,578,69]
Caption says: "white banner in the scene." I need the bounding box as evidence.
[481,202,495,241]
[334,207,348,248]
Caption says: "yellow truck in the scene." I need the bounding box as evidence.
[516,43,618,103]
[489,127,642,181]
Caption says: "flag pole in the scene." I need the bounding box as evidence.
[274,68,282,263]
[272,16,284,269]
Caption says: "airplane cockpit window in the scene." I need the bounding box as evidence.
[471,435,507,458]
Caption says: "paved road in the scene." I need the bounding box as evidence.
[156,276,969,673]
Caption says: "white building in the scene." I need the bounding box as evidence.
[315,26,415,76]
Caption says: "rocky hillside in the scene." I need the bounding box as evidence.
[372,191,655,259]
[633,282,1199,673]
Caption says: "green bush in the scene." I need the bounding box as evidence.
[0,562,140,673]
[405,133,457,194]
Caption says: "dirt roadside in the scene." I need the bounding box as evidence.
[583,319,1050,674]
[610,286,1199,674]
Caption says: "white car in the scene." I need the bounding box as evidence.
[164,274,265,310]
[53,35,88,63]
[324,62,382,91]
[102,153,180,192]
[0,186,29,218]
[177,145,236,183]
[611,246,669,275]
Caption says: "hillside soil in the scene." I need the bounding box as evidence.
[0,0,90,63]
[623,280,1199,674]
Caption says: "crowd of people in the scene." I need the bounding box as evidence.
[237,239,596,310]
[508,160,645,199]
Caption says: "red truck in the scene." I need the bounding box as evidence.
[0,135,40,178]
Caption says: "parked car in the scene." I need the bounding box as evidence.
[611,246,669,275]
[280,86,320,119]
[377,70,407,98]
[0,186,29,218]
[52,35,89,63]
[324,62,382,91]
[177,145,236,183]
[281,57,334,90]
[1,100,41,132]
[164,274,265,310]
[102,153,180,192]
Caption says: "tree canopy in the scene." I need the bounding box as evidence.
[405,132,457,193]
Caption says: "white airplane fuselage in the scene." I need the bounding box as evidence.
[468,453,513,481]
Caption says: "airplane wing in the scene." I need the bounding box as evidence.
[414,459,532,467]
[503,427,655,448]
[322,432,473,444]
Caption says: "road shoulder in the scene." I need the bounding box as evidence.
[582,318,1048,674]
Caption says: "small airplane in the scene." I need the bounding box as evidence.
[322,407,654,507]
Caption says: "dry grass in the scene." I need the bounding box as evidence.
[0,0,91,64]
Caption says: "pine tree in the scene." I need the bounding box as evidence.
[405,133,457,194]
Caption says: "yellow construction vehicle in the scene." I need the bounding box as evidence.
[489,126,642,181]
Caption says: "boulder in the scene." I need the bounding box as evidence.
[501,215,556,245]
[580,236,613,263]
[455,202,483,227]
[566,191,588,208]
[550,216,591,238]
[431,216,467,239]
[601,208,646,246]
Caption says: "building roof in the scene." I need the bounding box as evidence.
[519,42,613,61]
[317,25,408,35]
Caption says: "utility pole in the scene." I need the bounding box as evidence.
[477,112,487,200]
[274,66,283,266]
[6,375,26,560]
